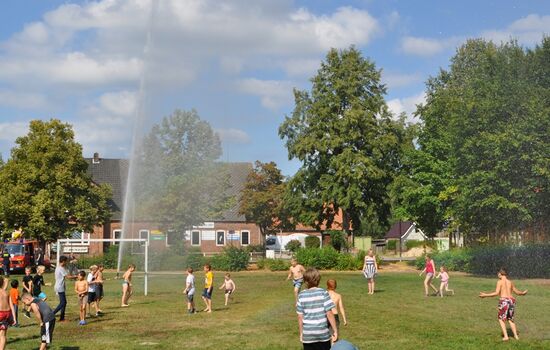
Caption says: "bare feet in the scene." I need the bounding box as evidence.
[502,337,509,342]
[121,304,129,307]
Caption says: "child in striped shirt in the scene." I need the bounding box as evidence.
[296,268,337,350]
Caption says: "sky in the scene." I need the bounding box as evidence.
[0,0,548,175]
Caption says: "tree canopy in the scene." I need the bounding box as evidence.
[279,46,408,235]
[0,119,112,242]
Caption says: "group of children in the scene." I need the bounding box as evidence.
[183,264,236,314]
[74,264,106,325]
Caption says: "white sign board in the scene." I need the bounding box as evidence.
[201,230,215,241]
[63,246,89,253]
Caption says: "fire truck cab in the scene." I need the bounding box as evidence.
[1,240,48,273]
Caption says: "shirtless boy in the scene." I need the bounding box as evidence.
[327,279,347,331]
[74,271,89,325]
[219,273,236,306]
[121,264,135,307]
[287,258,305,303]
[479,268,528,341]
[0,276,16,350]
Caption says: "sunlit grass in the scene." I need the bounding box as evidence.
[6,269,550,349]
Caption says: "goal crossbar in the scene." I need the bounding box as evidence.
[55,238,149,295]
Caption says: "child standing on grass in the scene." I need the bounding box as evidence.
[9,280,19,327]
[219,273,235,306]
[75,271,88,325]
[479,267,528,342]
[121,264,135,307]
[326,279,347,331]
[287,258,305,303]
[419,255,438,297]
[22,267,33,318]
[362,249,378,295]
[436,266,454,297]
[201,264,213,313]
[0,276,16,350]
[95,265,105,314]
[296,268,337,350]
[183,267,195,314]
[21,293,55,350]
[87,265,99,317]
[33,266,48,301]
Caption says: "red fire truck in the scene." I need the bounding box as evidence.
[0,240,50,273]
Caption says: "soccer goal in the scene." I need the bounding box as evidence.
[54,238,150,295]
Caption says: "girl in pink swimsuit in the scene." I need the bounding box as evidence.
[436,266,454,297]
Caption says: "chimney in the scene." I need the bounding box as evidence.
[93,152,100,164]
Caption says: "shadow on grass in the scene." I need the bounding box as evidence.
[60,347,81,350]
[8,334,40,345]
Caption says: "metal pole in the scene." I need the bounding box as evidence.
[144,241,148,296]
[399,221,402,262]
[56,240,61,266]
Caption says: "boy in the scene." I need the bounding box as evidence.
[296,268,337,350]
[74,271,88,325]
[52,256,77,322]
[327,279,347,330]
[0,276,16,350]
[33,265,48,300]
[287,258,305,303]
[479,267,528,341]
[9,280,19,327]
[21,293,55,350]
[121,264,135,307]
[183,267,195,314]
[95,265,105,314]
[22,267,33,318]
[86,265,99,317]
[219,273,235,306]
[201,264,213,313]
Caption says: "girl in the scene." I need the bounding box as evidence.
[121,264,135,307]
[362,249,378,295]
[436,266,454,297]
[419,254,438,296]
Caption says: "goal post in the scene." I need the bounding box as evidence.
[55,238,149,296]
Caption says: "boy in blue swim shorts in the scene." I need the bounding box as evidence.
[287,258,305,303]
[201,264,213,313]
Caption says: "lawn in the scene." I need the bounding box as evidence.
[6,269,550,349]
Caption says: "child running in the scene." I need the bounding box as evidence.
[287,258,305,303]
[0,276,16,350]
[219,273,235,306]
[121,264,135,307]
[183,267,195,314]
[296,268,337,350]
[9,280,19,327]
[419,255,438,297]
[326,279,347,331]
[74,271,88,325]
[201,264,213,313]
[21,293,55,350]
[479,267,528,341]
[436,266,454,297]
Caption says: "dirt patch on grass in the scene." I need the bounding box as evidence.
[379,262,418,272]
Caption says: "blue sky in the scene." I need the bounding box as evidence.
[0,0,548,175]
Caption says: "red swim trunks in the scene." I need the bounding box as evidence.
[0,310,11,330]
[498,297,516,321]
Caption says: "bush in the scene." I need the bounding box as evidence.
[335,254,357,270]
[182,247,205,271]
[328,230,347,251]
[305,236,321,248]
[296,247,339,269]
[208,246,250,271]
[386,240,397,251]
[256,258,290,271]
[469,244,550,278]
[285,239,302,253]
[412,249,472,272]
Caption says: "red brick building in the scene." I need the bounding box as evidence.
[72,154,261,256]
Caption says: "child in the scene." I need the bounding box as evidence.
[219,273,235,306]
[32,265,47,300]
[21,293,55,350]
[183,267,195,314]
[86,265,99,317]
[479,267,528,341]
[287,258,305,303]
[22,267,33,318]
[327,279,347,331]
[94,265,104,314]
[419,255,438,297]
[201,264,213,313]
[74,271,88,325]
[296,268,337,350]
[436,266,454,297]
[9,280,19,327]
[121,264,135,307]
[0,276,16,350]
[362,249,378,295]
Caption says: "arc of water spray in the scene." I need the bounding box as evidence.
[117,0,159,278]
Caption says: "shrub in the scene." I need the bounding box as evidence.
[335,254,357,270]
[256,258,290,271]
[285,239,302,253]
[182,247,205,270]
[305,236,321,248]
[469,244,550,278]
[296,247,339,270]
[412,249,472,272]
[208,246,249,271]
[328,230,347,251]
[386,240,397,251]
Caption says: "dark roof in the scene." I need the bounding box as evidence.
[85,158,129,221]
[385,221,414,239]
[85,157,251,223]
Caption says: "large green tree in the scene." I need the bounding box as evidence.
[279,47,408,235]
[0,119,112,243]
[133,109,231,232]
[396,38,550,240]
[239,161,292,239]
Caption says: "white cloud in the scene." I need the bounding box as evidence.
[0,90,48,110]
[482,14,550,46]
[0,122,29,142]
[281,58,321,77]
[382,72,422,89]
[401,36,447,56]
[237,78,294,110]
[387,92,426,123]
[215,128,251,144]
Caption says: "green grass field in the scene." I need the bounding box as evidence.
[6,269,550,349]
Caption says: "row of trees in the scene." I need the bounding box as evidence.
[241,38,549,243]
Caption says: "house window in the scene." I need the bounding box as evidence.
[166,230,181,247]
[113,230,122,244]
[216,231,225,246]
[70,231,90,245]
[191,231,201,246]
[139,230,149,246]
[241,231,250,246]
